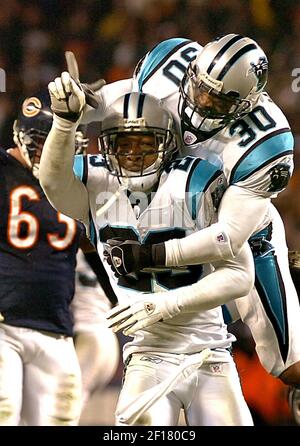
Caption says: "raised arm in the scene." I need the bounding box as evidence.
[39,72,90,225]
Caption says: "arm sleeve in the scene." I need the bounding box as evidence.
[165,185,270,266]
[168,242,255,313]
[80,78,134,124]
[39,115,90,225]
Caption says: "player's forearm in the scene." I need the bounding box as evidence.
[170,243,255,313]
[39,115,89,223]
[106,243,255,336]
[164,186,270,266]
[164,222,234,266]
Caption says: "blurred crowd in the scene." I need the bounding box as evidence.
[0,0,299,425]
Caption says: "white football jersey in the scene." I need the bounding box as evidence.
[88,38,293,236]
[73,154,234,357]
[132,38,294,197]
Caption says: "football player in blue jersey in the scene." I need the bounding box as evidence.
[0,95,83,425]
[39,33,300,424]
[0,94,119,425]
[39,89,256,425]
[69,34,300,412]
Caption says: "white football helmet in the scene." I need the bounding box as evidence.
[179,34,268,141]
[99,92,177,192]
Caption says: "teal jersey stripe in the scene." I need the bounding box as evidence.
[222,305,234,325]
[73,154,84,181]
[187,159,221,220]
[137,38,190,90]
[255,254,286,344]
[231,131,294,184]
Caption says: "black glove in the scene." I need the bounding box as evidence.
[103,238,166,277]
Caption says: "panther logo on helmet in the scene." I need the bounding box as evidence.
[248,57,268,91]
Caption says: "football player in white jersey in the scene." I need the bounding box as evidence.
[78,35,300,406]
[39,89,255,425]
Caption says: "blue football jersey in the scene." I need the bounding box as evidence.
[0,149,83,335]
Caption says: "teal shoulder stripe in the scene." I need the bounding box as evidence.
[138,38,190,90]
[187,159,221,220]
[231,131,294,184]
[73,155,84,181]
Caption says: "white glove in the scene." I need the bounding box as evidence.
[48,71,86,122]
[106,293,181,336]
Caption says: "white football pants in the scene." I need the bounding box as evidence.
[0,323,82,426]
[116,349,253,426]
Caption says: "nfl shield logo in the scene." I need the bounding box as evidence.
[216,233,225,243]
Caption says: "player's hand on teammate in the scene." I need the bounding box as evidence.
[48,72,86,122]
[64,50,105,110]
[106,293,180,336]
[84,78,106,92]
[103,238,153,277]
